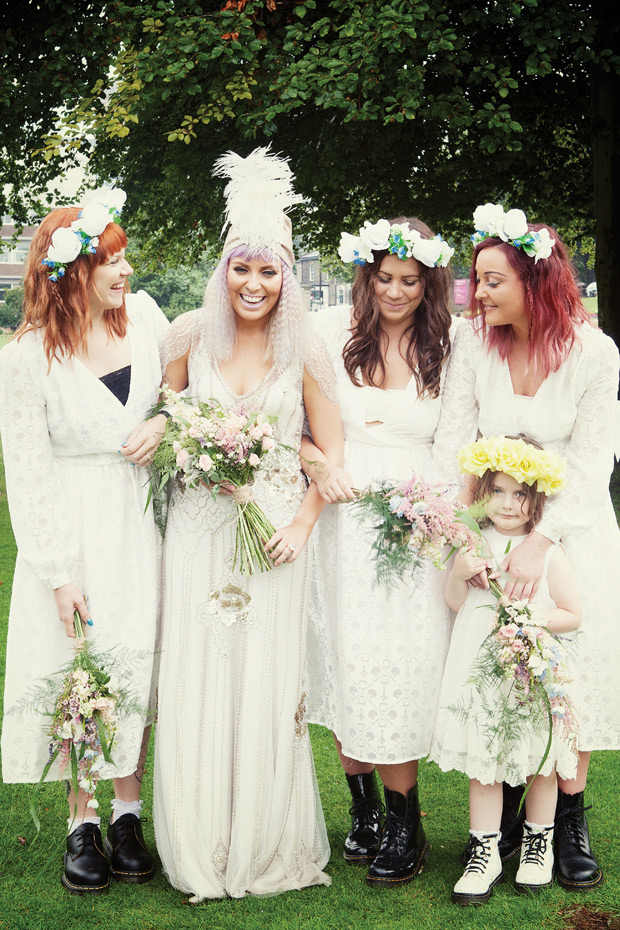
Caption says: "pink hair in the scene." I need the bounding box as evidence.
[468,225,591,377]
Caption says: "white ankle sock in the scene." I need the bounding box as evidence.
[525,820,553,832]
[470,829,499,840]
[67,815,101,835]
[110,798,143,824]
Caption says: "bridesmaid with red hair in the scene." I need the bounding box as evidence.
[0,192,168,894]
[433,203,620,892]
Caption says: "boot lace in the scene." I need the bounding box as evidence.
[521,829,549,866]
[556,803,592,851]
[463,835,493,874]
[349,797,383,818]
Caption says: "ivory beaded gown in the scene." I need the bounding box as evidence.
[429,526,579,785]
[305,306,459,764]
[0,292,168,783]
[433,320,620,751]
[153,311,331,901]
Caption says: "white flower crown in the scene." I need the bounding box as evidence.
[472,203,555,263]
[338,218,454,268]
[42,188,127,282]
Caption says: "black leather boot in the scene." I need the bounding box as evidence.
[105,814,155,883]
[343,772,383,863]
[459,783,525,865]
[555,790,603,890]
[499,783,525,861]
[62,823,111,895]
[366,784,428,887]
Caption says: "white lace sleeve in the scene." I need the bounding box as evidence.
[160,309,200,375]
[127,289,170,348]
[303,326,339,404]
[431,321,481,483]
[0,340,75,588]
[537,333,620,543]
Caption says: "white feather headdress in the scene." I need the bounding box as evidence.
[213,146,302,266]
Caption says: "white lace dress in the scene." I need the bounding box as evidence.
[429,526,578,785]
[305,306,458,764]
[432,320,620,751]
[0,291,168,782]
[153,312,331,901]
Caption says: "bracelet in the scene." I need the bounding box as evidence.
[158,409,172,420]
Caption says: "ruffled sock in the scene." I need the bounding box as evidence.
[110,798,143,824]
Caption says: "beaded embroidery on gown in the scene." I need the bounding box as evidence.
[429,526,578,785]
[153,311,331,901]
[305,306,457,764]
[0,292,168,782]
[432,320,620,751]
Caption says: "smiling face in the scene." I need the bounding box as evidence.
[474,246,528,336]
[89,249,133,315]
[484,471,531,536]
[227,255,283,326]
[373,254,424,327]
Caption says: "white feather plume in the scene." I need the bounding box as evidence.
[213,146,303,252]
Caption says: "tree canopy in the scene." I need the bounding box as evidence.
[2,1,618,331]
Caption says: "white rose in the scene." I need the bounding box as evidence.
[73,202,113,237]
[84,187,126,213]
[413,236,442,268]
[533,228,556,262]
[438,242,455,267]
[500,209,528,242]
[473,202,505,235]
[359,219,391,252]
[338,232,373,264]
[46,227,82,263]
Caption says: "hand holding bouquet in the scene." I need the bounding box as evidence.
[353,473,480,584]
[33,611,119,831]
[468,591,579,776]
[149,389,279,576]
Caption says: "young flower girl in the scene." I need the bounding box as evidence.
[429,435,582,904]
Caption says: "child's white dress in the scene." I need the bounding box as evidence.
[429,526,579,785]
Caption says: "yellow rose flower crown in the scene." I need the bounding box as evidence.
[457,436,567,496]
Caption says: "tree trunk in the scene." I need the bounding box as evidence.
[592,3,620,346]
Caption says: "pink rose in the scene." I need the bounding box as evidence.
[198,454,213,472]
[176,449,190,468]
[248,453,260,467]
[262,437,275,451]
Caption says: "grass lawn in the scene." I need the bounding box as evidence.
[0,454,618,930]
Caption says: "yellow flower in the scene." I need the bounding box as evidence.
[457,436,567,496]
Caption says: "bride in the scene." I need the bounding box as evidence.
[153,149,343,901]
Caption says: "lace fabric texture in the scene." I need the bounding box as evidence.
[431,320,620,750]
[0,291,169,782]
[153,339,330,899]
[429,527,579,784]
[305,307,456,763]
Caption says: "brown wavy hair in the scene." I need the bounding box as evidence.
[17,207,129,364]
[342,217,452,396]
[472,434,546,533]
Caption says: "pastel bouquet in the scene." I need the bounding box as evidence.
[353,473,481,584]
[149,389,278,575]
[465,583,579,789]
[33,611,120,830]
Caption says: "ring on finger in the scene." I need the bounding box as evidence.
[289,544,296,552]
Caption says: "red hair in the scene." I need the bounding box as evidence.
[468,226,591,377]
[17,207,129,364]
